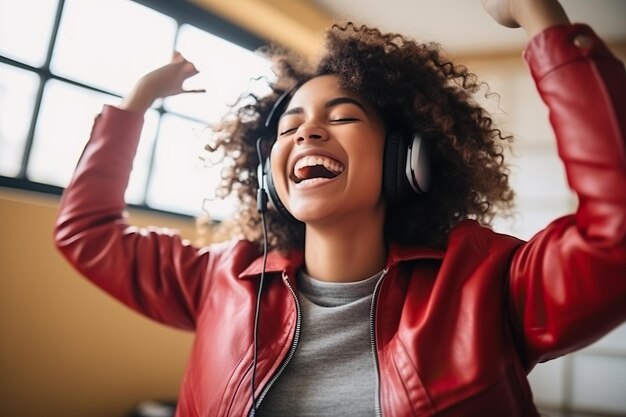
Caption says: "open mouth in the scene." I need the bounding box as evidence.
[291,155,345,184]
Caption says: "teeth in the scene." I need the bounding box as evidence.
[294,155,345,179]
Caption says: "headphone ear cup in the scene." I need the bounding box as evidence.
[406,133,430,194]
[264,156,301,224]
[383,130,411,204]
[384,131,431,204]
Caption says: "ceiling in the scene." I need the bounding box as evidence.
[188,0,626,58]
[311,0,626,55]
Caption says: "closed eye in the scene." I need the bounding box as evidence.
[279,126,299,136]
[330,117,360,123]
[279,118,359,135]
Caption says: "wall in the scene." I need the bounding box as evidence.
[0,188,194,417]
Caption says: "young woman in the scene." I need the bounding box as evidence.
[54,0,626,415]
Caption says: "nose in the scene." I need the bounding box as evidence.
[294,121,328,144]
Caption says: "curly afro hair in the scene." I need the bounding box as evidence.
[207,22,514,252]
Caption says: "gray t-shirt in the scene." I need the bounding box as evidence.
[256,269,381,416]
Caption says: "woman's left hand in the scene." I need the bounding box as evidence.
[481,0,570,38]
[480,0,522,28]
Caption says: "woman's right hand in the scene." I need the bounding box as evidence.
[120,51,204,114]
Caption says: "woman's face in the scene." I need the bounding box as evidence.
[270,75,387,225]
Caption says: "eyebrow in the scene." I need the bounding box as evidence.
[280,96,369,119]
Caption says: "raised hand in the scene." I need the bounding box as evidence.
[120,51,205,114]
[481,0,569,38]
[480,0,522,28]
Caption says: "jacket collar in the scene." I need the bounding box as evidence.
[387,242,445,264]
[238,242,444,280]
[238,249,304,279]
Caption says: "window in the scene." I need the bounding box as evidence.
[0,64,40,177]
[0,0,273,219]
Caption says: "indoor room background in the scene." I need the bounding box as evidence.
[0,0,625,416]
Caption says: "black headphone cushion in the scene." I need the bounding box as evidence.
[264,156,301,224]
[383,130,411,205]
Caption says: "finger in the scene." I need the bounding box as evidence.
[183,61,200,76]
[183,88,206,94]
[172,50,184,62]
[184,61,198,70]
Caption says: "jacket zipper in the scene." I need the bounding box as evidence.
[248,271,302,416]
[370,267,389,417]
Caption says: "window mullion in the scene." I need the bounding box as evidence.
[18,0,66,179]
[140,108,165,206]
[140,21,182,206]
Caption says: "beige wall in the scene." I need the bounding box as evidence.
[0,188,195,417]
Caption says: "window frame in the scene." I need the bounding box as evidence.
[0,0,266,219]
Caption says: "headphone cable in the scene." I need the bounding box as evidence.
[250,86,295,414]
[251,137,270,415]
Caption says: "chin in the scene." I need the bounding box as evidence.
[287,202,333,224]
[287,209,323,224]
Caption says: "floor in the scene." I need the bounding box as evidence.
[539,409,625,417]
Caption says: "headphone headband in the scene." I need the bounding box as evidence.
[264,84,301,132]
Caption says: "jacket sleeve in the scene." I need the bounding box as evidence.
[54,105,221,330]
[507,24,626,370]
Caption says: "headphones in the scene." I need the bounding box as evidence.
[257,86,432,223]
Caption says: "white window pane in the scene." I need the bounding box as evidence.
[571,354,626,414]
[581,322,626,352]
[125,108,159,205]
[50,0,176,96]
[28,80,121,186]
[146,114,235,218]
[508,143,572,202]
[509,69,552,144]
[492,198,574,240]
[493,142,576,239]
[0,0,58,67]
[0,64,39,177]
[528,356,566,408]
[165,24,274,122]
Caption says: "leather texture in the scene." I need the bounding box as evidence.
[54,24,626,417]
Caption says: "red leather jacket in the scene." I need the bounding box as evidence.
[55,24,626,416]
